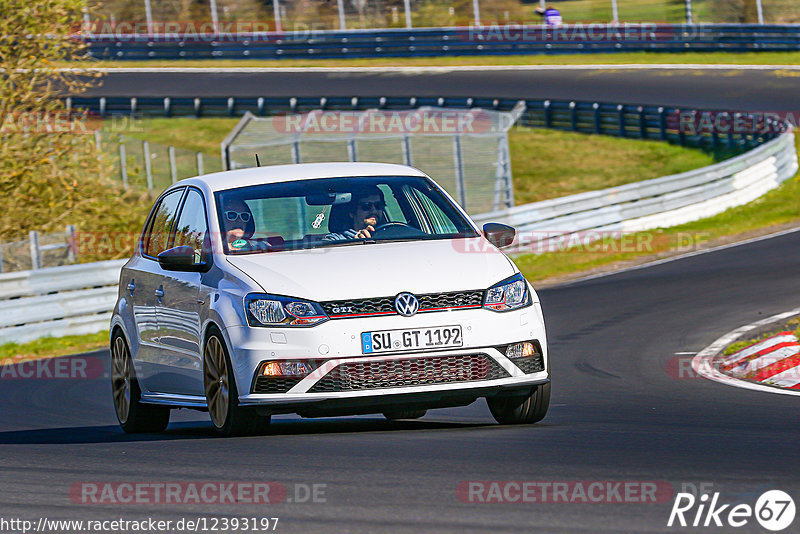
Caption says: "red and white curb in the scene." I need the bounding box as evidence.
[692,307,800,397]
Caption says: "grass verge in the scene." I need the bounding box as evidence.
[65,51,800,69]
[0,331,109,364]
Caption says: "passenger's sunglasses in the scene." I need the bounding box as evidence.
[357,201,385,211]
[225,211,251,223]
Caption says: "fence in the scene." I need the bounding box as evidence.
[95,132,223,191]
[82,0,800,34]
[0,227,78,273]
[83,23,800,60]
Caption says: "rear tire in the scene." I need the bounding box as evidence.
[204,327,271,437]
[383,409,427,421]
[111,331,170,433]
[487,382,550,425]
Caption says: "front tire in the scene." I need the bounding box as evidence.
[487,382,550,425]
[111,331,170,433]
[204,328,271,437]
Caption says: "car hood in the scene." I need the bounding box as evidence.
[224,238,517,301]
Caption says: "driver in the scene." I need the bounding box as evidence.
[324,187,387,241]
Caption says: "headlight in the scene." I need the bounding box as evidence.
[483,273,531,312]
[245,294,329,327]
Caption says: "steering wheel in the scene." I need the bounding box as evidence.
[372,222,413,235]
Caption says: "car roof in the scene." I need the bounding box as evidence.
[173,162,429,193]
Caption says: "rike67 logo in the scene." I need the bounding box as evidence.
[668,490,795,531]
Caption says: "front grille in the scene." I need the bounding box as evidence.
[511,354,545,374]
[252,376,304,394]
[320,290,484,319]
[309,353,508,392]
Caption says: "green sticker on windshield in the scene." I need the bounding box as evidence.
[231,239,247,249]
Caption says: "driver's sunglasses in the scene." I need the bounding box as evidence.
[357,201,386,211]
[225,211,251,222]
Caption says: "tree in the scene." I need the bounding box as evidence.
[0,0,151,259]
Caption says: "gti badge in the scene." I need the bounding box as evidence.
[394,293,420,317]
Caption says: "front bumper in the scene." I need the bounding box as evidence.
[224,303,548,409]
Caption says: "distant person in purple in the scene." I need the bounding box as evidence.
[535,5,563,27]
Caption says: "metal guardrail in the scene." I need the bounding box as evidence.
[83,24,800,60]
[472,130,798,249]
[0,260,125,344]
[70,95,784,156]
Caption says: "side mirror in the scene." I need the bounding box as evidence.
[157,245,210,272]
[483,223,516,249]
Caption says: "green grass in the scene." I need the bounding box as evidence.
[66,51,800,69]
[110,117,240,155]
[510,128,714,204]
[515,133,800,283]
[0,331,109,363]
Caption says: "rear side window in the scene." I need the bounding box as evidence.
[144,189,184,258]
[172,189,210,265]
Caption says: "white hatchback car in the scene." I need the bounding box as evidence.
[111,162,550,436]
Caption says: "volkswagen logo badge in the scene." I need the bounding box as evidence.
[394,292,420,317]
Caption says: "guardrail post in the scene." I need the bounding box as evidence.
[66,225,77,264]
[569,101,578,131]
[658,107,667,141]
[593,102,602,134]
[291,140,301,164]
[638,106,647,139]
[257,97,265,116]
[453,135,467,209]
[227,97,235,117]
[164,97,172,117]
[196,152,204,175]
[130,97,137,116]
[543,100,552,129]
[119,138,128,188]
[617,105,625,137]
[29,231,41,270]
[194,97,202,117]
[401,135,412,166]
[169,146,178,183]
[143,141,153,190]
[347,138,358,162]
[99,97,106,118]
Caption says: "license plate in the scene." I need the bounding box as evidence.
[361,326,462,354]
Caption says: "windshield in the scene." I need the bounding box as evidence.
[214,175,478,254]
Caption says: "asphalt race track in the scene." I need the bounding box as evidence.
[87,67,800,112]
[2,67,799,532]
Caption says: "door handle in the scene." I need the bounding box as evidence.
[155,288,165,298]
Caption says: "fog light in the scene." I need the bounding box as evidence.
[259,361,314,377]
[506,342,535,359]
